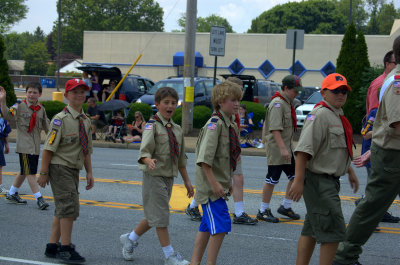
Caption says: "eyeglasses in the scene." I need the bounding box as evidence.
[388,61,396,64]
[330,88,348,95]
[135,116,140,118]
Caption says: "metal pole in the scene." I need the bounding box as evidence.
[292,31,297,75]
[349,0,353,24]
[56,0,61,92]
[182,0,197,135]
[213,56,217,86]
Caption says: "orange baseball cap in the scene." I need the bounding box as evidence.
[321,73,352,91]
[65,79,90,92]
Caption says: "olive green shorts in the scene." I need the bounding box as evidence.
[49,164,80,220]
[301,169,345,243]
[142,172,174,227]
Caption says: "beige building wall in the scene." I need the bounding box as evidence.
[83,20,400,86]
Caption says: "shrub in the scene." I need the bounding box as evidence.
[240,101,266,129]
[172,105,213,128]
[127,103,153,124]
[41,100,67,120]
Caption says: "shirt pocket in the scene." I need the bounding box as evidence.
[155,134,170,154]
[283,113,292,128]
[37,117,43,129]
[18,114,31,128]
[60,135,79,145]
[328,127,347,149]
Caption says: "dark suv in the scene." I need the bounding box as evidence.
[136,76,220,113]
[76,64,154,102]
[221,74,301,108]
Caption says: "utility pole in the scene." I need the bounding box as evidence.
[349,0,353,24]
[57,0,61,92]
[182,0,197,135]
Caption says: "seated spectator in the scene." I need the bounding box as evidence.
[239,104,254,136]
[102,80,117,102]
[86,97,107,140]
[106,110,124,142]
[123,111,146,143]
[91,71,101,102]
[82,71,92,102]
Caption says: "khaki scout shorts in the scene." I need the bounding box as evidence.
[301,169,345,243]
[142,172,174,227]
[49,164,80,220]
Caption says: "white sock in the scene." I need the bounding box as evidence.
[234,201,244,216]
[260,202,270,212]
[190,198,198,209]
[282,198,293,209]
[162,245,174,259]
[34,192,42,200]
[128,231,140,242]
[9,185,18,195]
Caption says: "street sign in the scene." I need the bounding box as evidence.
[286,29,304,49]
[209,26,226,56]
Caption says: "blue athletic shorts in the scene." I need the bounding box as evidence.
[199,198,231,235]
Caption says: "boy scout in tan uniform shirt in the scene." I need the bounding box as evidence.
[194,110,234,205]
[334,48,400,264]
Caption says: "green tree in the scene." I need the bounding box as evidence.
[0,0,28,33]
[178,14,234,33]
[46,63,57,76]
[53,0,164,56]
[336,0,369,32]
[0,36,17,107]
[248,1,347,34]
[3,32,34,59]
[33,26,46,42]
[376,2,400,34]
[24,42,49,75]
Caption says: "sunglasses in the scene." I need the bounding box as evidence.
[330,88,348,95]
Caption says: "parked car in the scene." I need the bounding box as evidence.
[136,76,220,113]
[296,86,319,104]
[220,74,301,108]
[76,64,154,102]
[295,91,323,126]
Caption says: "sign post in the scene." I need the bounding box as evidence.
[209,26,226,86]
[286,29,304,75]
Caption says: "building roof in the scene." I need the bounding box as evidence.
[7,60,25,71]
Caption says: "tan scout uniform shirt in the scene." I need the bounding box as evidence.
[194,111,236,205]
[295,100,350,177]
[44,105,93,170]
[373,65,400,150]
[265,93,294,165]
[1,100,49,155]
[138,112,187,177]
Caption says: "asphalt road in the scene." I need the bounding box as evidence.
[0,144,399,265]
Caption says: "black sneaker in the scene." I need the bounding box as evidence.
[185,204,202,221]
[256,209,279,223]
[59,244,86,264]
[381,211,400,223]
[45,242,60,258]
[233,212,258,225]
[37,196,49,210]
[277,205,300,220]
[354,196,363,206]
[5,193,27,204]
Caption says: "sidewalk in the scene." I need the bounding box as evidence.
[6,129,362,157]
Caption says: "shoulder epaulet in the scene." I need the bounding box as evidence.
[147,120,155,123]
[210,118,219,123]
[56,112,68,119]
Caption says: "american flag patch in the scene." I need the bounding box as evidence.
[306,114,315,121]
[394,81,400,88]
[53,119,62,126]
[208,123,217,130]
[273,103,280,108]
[145,123,153,130]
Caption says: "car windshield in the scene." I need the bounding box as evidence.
[305,92,323,104]
[147,80,183,96]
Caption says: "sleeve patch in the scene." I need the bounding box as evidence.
[394,87,400,95]
[210,118,218,123]
[145,123,153,130]
[273,103,281,108]
[48,129,57,145]
[53,119,62,126]
[208,123,217,130]
[306,114,315,121]
[394,81,400,88]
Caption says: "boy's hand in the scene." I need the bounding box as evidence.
[184,179,194,198]
[210,180,225,198]
[0,86,6,102]
[4,144,9,154]
[86,172,94,190]
[288,180,304,202]
[280,147,291,162]
[348,170,359,193]
[145,158,157,170]
[37,174,49,188]
[353,150,371,168]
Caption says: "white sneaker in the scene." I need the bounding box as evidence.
[119,233,138,261]
[0,184,8,195]
[165,252,190,265]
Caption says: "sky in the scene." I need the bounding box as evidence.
[10,0,305,34]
